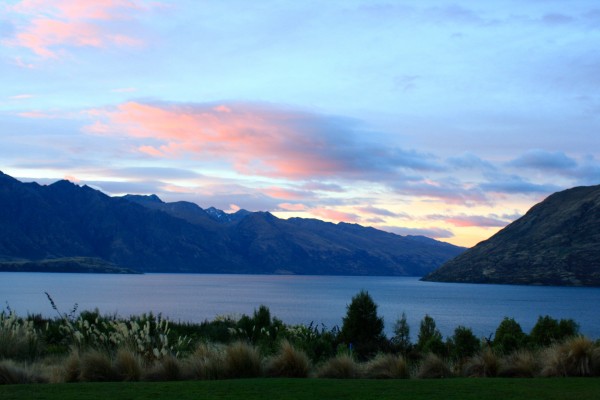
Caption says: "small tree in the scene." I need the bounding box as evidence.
[530,315,579,347]
[493,317,527,354]
[417,314,445,356]
[448,325,480,361]
[340,290,385,359]
[391,312,411,354]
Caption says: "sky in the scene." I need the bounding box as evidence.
[1,0,599,247]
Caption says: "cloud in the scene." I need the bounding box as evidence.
[382,226,455,239]
[84,101,442,180]
[480,172,561,194]
[428,213,509,228]
[356,206,406,218]
[277,203,307,211]
[310,208,361,223]
[394,179,489,205]
[508,149,578,170]
[5,0,153,58]
[447,152,496,171]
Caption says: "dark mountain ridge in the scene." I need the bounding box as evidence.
[422,184,600,286]
[0,171,464,275]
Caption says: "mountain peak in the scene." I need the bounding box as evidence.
[123,194,164,204]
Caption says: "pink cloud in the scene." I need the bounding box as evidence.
[85,101,364,179]
[278,203,308,211]
[310,208,361,223]
[7,0,152,58]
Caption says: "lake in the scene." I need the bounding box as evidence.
[1,272,600,340]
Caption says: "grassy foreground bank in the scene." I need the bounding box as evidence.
[2,378,600,400]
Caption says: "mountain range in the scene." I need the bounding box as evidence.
[422,184,600,286]
[0,171,464,275]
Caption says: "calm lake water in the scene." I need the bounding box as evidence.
[1,272,600,339]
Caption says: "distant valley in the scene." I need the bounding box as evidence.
[0,171,464,276]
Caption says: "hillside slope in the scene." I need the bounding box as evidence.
[422,185,600,286]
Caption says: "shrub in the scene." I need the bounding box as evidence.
[266,340,311,378]
[498,350,539,377]
[224,341,262,378]
[364,353,409,379]
[316,354,361,379]
[340,290,385,360]
[462,348,500,377]
[78,350,117,382]
[63,351,81,382]
[415,353,453,379]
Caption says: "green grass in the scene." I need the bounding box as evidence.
[2,378,600,400]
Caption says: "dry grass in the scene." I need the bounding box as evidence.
[462,348,500,377]
[415,353,453,379]
[364,353,409,379]
[224,341,262,379]
[62,351,81,382]
[114,348,143,381]
[0,360,45,385]
[315,354,361,379]
[78,350,117,382]
[541,336,600,377]
[184,343,227,380]
[144,355,182,381]
[266,340,311,378]
[498,350,539,377]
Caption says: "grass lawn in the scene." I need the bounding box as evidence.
[1,378,600,400]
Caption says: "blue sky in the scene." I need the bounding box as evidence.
[1,0,599,246]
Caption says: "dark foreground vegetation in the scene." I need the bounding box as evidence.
[1,291,599,386]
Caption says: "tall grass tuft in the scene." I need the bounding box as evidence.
[78,350,117,382]
[462,348,500,377]
[0,311,41,361]
[224,341,262,379]
[0,360,45,384]
[415,353,453,379]
[265,340,311,378]
[541,336,600,377]
[62,350,81,382]
[184,343,226,380]
[144,355,182,381]
[114,347,143,381]
[316,354,361,379]
[498,350,539,377]
[364,353,409,379]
